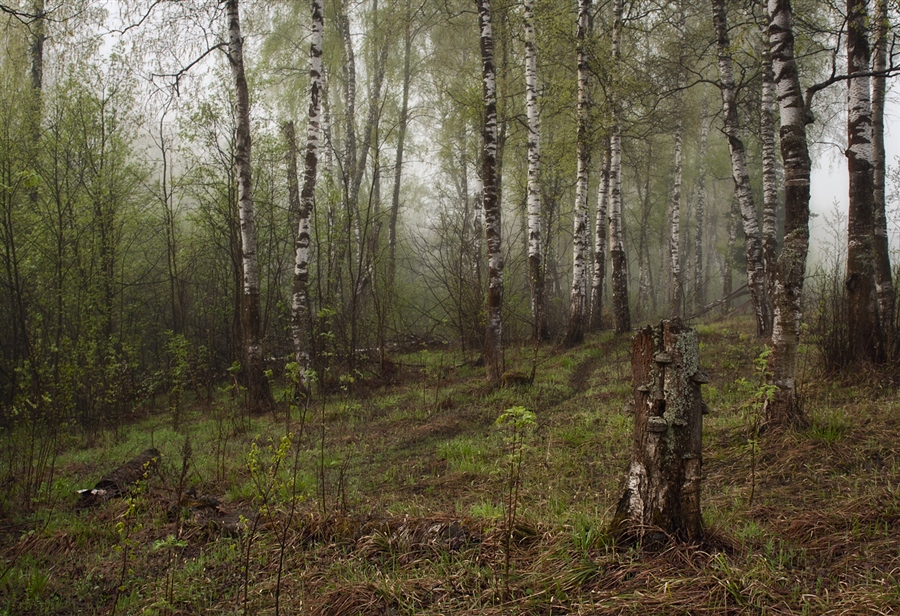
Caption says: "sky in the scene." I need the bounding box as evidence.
[808,93,900,264]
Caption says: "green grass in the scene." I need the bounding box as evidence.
[3,316,900,614]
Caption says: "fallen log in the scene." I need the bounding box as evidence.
[77,448,160,506]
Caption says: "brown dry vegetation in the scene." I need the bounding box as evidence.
[2,316,900,615]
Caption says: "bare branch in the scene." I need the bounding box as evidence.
[151,41,228,94]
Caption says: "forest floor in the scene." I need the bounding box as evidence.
[3,315,900,615]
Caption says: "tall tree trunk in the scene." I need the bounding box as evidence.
[668,128,683,317]
[845,0,881,364]
[290,0,323,388]
[30,0,45,92]
[871,0,894,351]
[389,0,413,294]
[609,0,630,334]
[712,0,771,337]
[722,195,737,314]
[760,27,779,302]
[764,0,811,426]
[694,111,709,311]
[590,147,610,330]
[524,0,544,341]
[479,0,503,382]
[227,0,273,412]
[566,0,592,346]
[634,152,652,321]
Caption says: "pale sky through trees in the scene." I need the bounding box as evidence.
[810,95,900,259]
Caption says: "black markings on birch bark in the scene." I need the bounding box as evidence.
[694,109,709,311]
[591,148,610,331]
[227,0,274,411]
[609,0,630,334]
[478,0,503,382]
[566,0,592,346]
[845,0,881,364]
[764,0,811,426]
[712,0,771,338]
[289,0,324,386]
[524,0,544,341]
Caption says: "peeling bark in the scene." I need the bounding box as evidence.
[612,318,706,544]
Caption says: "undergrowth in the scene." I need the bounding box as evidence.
[2,316,900,614]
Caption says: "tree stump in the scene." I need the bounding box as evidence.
[611,318,707,543]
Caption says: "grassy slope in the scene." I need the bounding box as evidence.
[2,316,900,615]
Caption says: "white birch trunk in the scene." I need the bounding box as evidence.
[668,128,683,316]
[694,111,709,310]
[524,0,544,341]
[590,148,609,330]
[567,0,592,345]
[765,0,811,426]
[712,0,771,337]
[478,0,503,382]
[609,0,630,334]
[290,0,324,387]
[760,28,778,301]
[227,0,272,410]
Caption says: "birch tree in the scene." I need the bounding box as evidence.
[712,0,771,337]
[871,0,894,349]
[609,0,630,334]
[478,0,503,382]
[694,110,709,311]
[760,24,779,301]
[227,0,273,411]
[590,148,609,330]
[845,0,881,364]
[765,0,811,426]
[668,128,683,316]
[523,0,544,341]
[566,0,592,345]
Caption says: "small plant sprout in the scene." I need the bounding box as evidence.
[495,405,536,597]
[734,348,777,506]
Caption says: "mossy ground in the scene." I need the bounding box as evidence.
[2,316,900,614]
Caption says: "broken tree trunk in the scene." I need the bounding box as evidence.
[78,448,160,506]
[612,318,706,543]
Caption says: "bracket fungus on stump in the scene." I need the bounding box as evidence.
[611,318,708,544]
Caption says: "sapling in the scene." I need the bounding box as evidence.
[240,434,291,614]
[495,406,536,597]
[735,349,777,506]
[111,455,155,616]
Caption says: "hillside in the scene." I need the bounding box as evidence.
[2,316,900,615]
